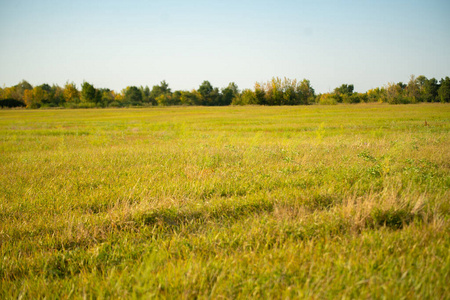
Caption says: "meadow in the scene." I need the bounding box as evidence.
[0,104,449,299]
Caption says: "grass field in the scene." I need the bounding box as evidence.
[1,104,449,299]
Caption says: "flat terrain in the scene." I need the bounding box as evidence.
[1,104,449,299]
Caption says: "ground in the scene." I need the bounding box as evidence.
[1,104,449,298]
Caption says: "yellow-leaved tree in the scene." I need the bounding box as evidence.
[63,82,80,103]
[23,89,34,108]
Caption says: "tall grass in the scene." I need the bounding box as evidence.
[1,104,449,298]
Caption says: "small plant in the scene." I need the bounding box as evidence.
[358,151,377,162]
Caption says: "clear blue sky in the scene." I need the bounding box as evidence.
[1,0,449,93]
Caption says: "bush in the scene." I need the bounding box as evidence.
[0,98,25,108]
[316,93,338,105]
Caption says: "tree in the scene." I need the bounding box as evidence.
[263,77,283,105]
[156,94,173,106]
[255,77,313,105]
[198,81,221,105]
[22,86,47,108]
[234,89,258,105]
[159,80,170,94]
[14,80,33,101]
[170,91,182,106]
[332,84,354,103]
[221,82,239,106]
[107,91,123,107]
[438,77,450,103]
[81,81,97,103]
[63,82,80,103]
[385,82,406,104]
[16,80,33,91]
[179,90,201,106]
[298,79,315,104]
[1,87,13,100]
[102,89,114,106]
[150,80,171,98]
[198,80,213,99]
[39,83,52,93]
[254,82,266,105]
[416,75,427,89]
[149,81,171,105]
[3,86,21,101]
[316,93,338,105]
[23,89,34,108]
[32,86,47,107]
[405,75,420,103]
[49,85,65,106]
[397,82,407,90]
[140,86,151,104]
[422,78,439,102]
[334,84,354,96]
[367,87,386,102]
[124,86,142,105]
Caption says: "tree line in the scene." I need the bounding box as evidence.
[0,75,449,108]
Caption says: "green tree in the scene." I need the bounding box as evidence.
[198,80,213,100]
[367,87,386,102]
[98,89,115,107]
[263,77,283,105]
[198,81,221,106]
[156,94,172,106]
[298,79,315,104]
[236,89,258,105]
[438,77,450,103]
[150,81,171,105]
[81,81,97,103]
[422,78,439,102]
[124,86,143,106]
[334,84,354,96]
[170,91,182,106]
[416,75,427,89]
[221,82,239,106]
[316,93,338,105]
[257,77,313,105]
[50,85,65,107]
[140,86,151,104]
[254,82,266,105]
[179,90,201,106]
[32,86,47,107]
[333,84,354,103]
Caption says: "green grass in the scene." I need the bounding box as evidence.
[1,103,449,299]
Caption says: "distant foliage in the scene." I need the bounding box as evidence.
[1,75,449,108]
[0,98,25,108]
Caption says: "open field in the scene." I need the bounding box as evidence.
[1,104,449,298]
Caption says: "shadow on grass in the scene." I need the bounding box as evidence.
[366,207,416,230]
[136,198,274,228]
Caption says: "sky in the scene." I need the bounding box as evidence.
[0,0,449,93]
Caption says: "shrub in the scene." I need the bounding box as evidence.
[0,98,25,108]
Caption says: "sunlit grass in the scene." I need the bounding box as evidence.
[1,103,449,298]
